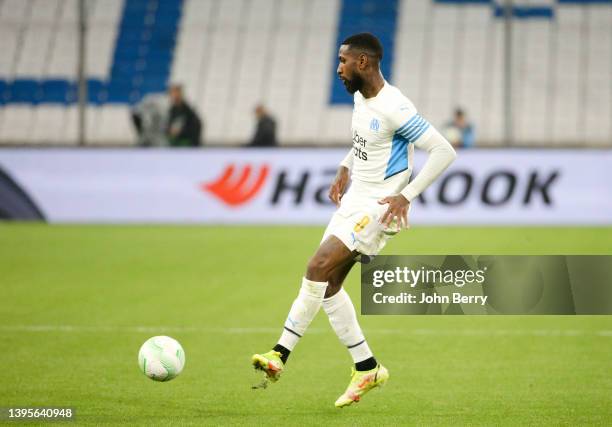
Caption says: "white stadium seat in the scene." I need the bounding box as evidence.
[58,0,78,25]
[0,105,35,143]
[63,106,105,145]
[0,25,20,79]
[31,104,68,144]
[89,0,123,25]
[29,0,62,24]
[96,104,135,145]
[0,0,32,24]
[15,26,53,78]
[181,0,214,26]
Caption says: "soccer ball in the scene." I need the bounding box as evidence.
[138,336,185,382]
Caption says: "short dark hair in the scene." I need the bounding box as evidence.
[342,33,383,61]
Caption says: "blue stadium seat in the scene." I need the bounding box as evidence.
[103,0,181,105]
[0,81,6,105]
[331,0,399,104]
[87,80,107,104]
[41,80,76,104]
[7,80,41,104]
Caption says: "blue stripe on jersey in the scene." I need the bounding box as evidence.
[384,133,410,179]
[399,119,425,139]
[397,115,424,135]
[398,116,426,139]
[397,114,420,134]
[408,121,430,141]
[397,114,431,142]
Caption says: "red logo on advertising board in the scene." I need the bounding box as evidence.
[202,164,270,206]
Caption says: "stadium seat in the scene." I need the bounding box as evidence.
[0,105,35,143]
[0,25,20,79]
[0,81,7,105]
[41,80,77,104]
[6,80,41,104]
[63,105,101,144]
[0,0,610,146]
[180,0,214,26]
[30,0,62,24]
[97,104,136,145]
[32,104,68,144]
[15,26,53,78]
[0,0,32,24]
[90,0,124,24]
[57,0,78,24]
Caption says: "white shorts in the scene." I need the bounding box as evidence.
[321,189,404,257]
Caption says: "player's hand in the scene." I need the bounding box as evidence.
[378,194,410,229]
[328,166,350,207]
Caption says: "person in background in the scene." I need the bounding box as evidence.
[444,107,475,148]
[249,104,277,147]
[167,84,202,147]
[131,93,169,147]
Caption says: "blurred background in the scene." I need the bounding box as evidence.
[0,0,610,225]
[0,0,609,147]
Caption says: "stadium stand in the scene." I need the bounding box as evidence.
[0,0,609,146]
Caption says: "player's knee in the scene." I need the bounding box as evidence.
[306,255,334,281]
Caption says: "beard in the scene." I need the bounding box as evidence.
[342,74,364,94]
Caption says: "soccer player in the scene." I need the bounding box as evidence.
[252,33,457,407]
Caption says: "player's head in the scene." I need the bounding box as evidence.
[168,84,184,105]
[337,33,383,94]
[454,107,466,125]
[254,103,266,118]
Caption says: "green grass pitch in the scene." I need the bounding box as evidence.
[1,224,611,425]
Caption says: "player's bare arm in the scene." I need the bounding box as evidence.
[328,166,350,207]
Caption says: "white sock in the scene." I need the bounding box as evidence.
[323,288,373,363]
[277,277,328,351]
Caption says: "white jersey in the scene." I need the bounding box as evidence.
[341,81,434,198]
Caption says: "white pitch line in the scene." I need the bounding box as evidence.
[0,325,611,337]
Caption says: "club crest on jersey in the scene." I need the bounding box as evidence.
[369,118,380,132]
